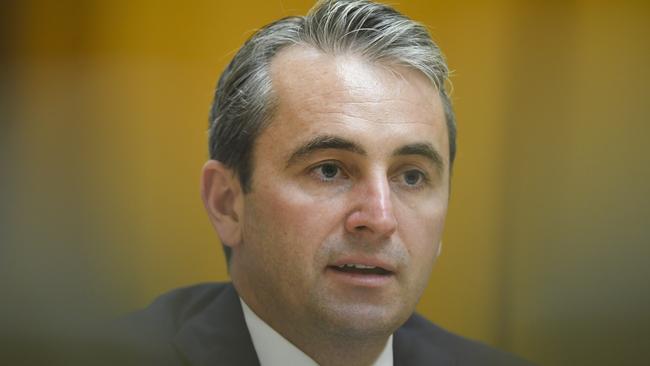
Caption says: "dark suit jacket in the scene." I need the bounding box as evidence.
[121,282,532,366]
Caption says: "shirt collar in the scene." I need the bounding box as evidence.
[240,297,393,366]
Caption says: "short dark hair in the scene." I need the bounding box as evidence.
[208,0,456,263]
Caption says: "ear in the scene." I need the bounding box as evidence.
[201,160,244,249]
[435,240,443,259]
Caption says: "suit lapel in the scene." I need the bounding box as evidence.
[173,283,260,366]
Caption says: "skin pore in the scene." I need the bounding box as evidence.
[202,45,450,366]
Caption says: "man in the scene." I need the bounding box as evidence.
[126,1,532,365]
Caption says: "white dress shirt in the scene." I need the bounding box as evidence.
[240,298,393,366]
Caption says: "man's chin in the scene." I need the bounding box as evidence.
[311,302,409,338]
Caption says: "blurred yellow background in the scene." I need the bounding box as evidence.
[3,1,649,365]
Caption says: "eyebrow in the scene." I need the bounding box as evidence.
[286,134,445,172]
[393,143,445,173]
[286,135,366,167]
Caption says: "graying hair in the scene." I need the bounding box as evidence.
[208,0,456,261]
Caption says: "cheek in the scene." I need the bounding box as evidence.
[397,204,447,302]
[397,199,448,263]
[247,183,344,258]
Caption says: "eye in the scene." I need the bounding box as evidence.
[397,169,428,188]
[404,170,422,185]
[311,162,346,182]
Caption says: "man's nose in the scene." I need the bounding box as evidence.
[344,174,397,240]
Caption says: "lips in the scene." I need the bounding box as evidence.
[326,258,396,288]
[328,258,396,276]
[332,263,391,275]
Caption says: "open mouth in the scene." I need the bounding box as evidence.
[329,264,392,276]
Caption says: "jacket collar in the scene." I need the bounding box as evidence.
[173,283,260,366]
[393,315,454,366]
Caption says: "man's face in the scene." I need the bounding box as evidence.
[232,46,450,339]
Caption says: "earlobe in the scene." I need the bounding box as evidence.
[435,241,443,259]
[201,160,243,248]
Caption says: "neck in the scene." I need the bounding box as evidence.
[247,296,390,365]
[296,334,390,366]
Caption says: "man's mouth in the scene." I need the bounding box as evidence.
[326,260,395,288]
[331,264,392,276]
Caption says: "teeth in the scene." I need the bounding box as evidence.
[337,264,377,269]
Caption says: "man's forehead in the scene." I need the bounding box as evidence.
[262,44,449,165]
[269,45,438,106]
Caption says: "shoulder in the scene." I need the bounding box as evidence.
[395,313,535,366]
[111,282,236,365]
[124,282,231,335]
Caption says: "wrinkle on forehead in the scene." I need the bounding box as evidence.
[310,110,438,127]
